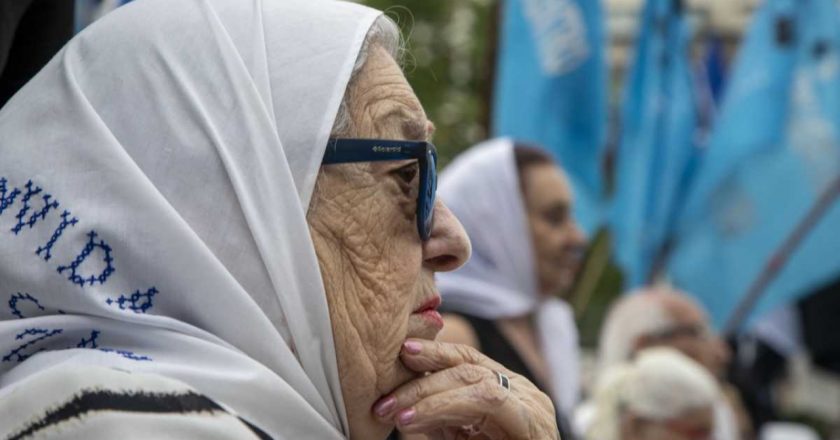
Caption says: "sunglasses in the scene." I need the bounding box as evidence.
[322,138,437,241]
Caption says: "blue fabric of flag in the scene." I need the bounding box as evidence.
[611,0,698,287]
[668,0,840,331]
[703,35,728,106]
[492,0,606,235]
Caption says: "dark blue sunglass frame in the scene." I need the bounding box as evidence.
[323,138,437,241]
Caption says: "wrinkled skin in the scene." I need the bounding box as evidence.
[520,163,586,296]
[308,45,560,440]
[308,44,467,440]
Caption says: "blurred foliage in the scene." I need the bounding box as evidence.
[570,229,623,347]
[355,0,498,166]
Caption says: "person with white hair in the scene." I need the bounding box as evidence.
[586,347,719,440]
[576,287,753,440]
[597,287,730,377]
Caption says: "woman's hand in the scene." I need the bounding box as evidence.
[372,339,560,440]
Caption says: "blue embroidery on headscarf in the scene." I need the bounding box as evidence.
[9,293,45,319]
[2,327,152,363]
[77,330,100,348]
[76,330,152,361]
[97,347,152,361]
[0,178,21,216]
[2,328,63,362]
[106,287,157,314]
[0,177,158,314]
[57,230,116,287]
[12,181,59,235]
[36,210,78,261]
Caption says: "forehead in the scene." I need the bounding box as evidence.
[351,45,428,140]
[673,406,714,427]
[662,296,707,326]
[522,164,573,208]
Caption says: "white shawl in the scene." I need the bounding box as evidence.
[0,0,380,437]
[436,138,581,413]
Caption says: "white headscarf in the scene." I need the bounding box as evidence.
[0,0,381,437]
[436,138,581,413]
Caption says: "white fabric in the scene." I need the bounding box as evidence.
[0,0,380,438]
[760,422,821,440]
[436,138,581,412]
[713,397,740,440]
[2,364,264,439]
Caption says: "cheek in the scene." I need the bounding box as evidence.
[530,220,552,255]
[532,221,564,266]
[332,187,424,382]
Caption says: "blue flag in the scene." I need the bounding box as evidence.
[668,0,840,331]
[611,0,699,287]
[492,0,606,234]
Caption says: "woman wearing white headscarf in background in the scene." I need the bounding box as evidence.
[434,139,587,440]
[0,1,561,438]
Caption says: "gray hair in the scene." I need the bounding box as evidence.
[586,348,719,440]
[596,287,676,374]
[330,15,402,137]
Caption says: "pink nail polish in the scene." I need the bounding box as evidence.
[403,340,422,354]
[398,408,416,426]
[373,396,396,417]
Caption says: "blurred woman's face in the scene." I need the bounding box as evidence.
[520,164,586,295]
[623,407,714,440]
[307,45,470,440]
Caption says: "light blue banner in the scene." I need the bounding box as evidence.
[611,0,699,287]
[492,0,606,235]
[668,0,840,330]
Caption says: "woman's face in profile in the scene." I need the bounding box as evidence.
[521,163,586,296]
[307,45,469,439]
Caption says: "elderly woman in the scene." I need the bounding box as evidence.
[0,1,559,439]
[585,348,718,440]
[428,139,586,439]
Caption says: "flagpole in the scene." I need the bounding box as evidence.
[724,175,840,335]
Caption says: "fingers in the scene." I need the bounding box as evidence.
[373,363,492,420]
[380,339,560,439]
[392,381,525,438]
[399,339,505,374]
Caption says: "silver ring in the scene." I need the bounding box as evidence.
[496,371,511,392]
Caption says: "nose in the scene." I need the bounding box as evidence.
[423,200,471,272]
[567,219,587,251]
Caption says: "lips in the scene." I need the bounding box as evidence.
[413,295,441,314]
[412,295,444,329]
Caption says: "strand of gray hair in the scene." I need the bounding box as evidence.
[331,15,402,137]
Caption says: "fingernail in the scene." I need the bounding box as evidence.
[403,340,422,355]
[398,408,416,426]
[373,396,396,417]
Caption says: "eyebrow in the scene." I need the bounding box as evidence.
[402,117,432,141]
